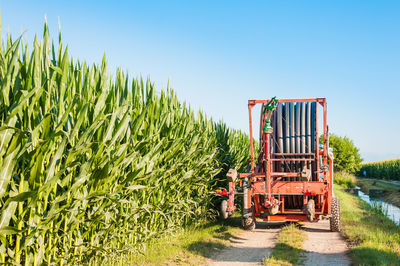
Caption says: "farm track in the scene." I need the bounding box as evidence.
[367,178,400,186]
[207,220,351,265]
[207,221,281,265]
[301,220,350,266]
[369,179,400,186]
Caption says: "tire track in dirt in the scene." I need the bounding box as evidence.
[208,219,351,266]
[301,220,351,266]
[208,222,281,266]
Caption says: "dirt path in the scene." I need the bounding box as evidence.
[208,222,281,266]
[301,220,351,266]
[374,179,400,186]
[208,220,350,266]
[361,178,400,187]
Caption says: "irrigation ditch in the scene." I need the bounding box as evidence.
[344,186,400,225]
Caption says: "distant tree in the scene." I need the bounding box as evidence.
[320,134,363,173]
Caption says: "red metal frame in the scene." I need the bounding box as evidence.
[229,98,332,222]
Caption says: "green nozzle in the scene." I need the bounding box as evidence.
[262,96,278,133]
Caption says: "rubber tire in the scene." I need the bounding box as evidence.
[242,204,256,230]
[330,197,342,232]
[220,200,229,219]
[306,199,315,222]
[242,216,256,231]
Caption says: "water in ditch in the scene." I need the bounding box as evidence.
[354,186,400,225]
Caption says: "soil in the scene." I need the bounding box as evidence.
[207,219,351,266]
[301,220,351,266]
[207,221,281,266]
[370,179,400,186]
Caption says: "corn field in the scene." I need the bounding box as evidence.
[359,159,400,180]
[0,22,252,264]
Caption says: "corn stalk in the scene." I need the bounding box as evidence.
[0,21,252,264]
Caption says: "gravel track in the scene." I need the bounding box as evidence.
[301,220,351,266]
[208,222,281,266]
[207,219,351,266]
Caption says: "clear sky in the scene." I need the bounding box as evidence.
[1,1,399,162]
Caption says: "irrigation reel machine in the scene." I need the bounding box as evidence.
[218,97,341,231]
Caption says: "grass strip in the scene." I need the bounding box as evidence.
[264,223,306,266]
[335,186,400,264]
[100,218,242,265]
[357,178,400,191]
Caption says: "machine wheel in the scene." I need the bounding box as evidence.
[306,199,315,222]
[220,200,229,219]
[242,204,256,230]
[330,197,342,232]
[242,216,256,231]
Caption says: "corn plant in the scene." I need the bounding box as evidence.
[0,21,252,264]
[360,159,400,180]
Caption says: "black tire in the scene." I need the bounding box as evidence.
[220,200,229,219]
[242,202,256,230]
[306,199,315,222]
[242,216,256,231]
[330,197,342,232]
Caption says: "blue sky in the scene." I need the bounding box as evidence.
[1,1,399,162]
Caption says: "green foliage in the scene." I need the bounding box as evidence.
[0,22,251,264]
[359,159,400,180]
[333,171,357,188]
[323,134,362,173]
[334,187,400,264]
[263,224,306,265]
[102,218,242,265]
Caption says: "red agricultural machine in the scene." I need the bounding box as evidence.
[218,98,341,231]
